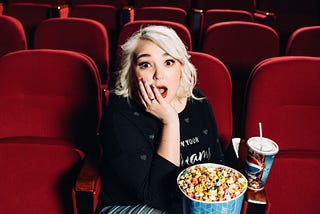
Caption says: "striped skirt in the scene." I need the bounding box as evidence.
[99,204,168,214]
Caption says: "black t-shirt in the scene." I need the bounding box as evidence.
[99,88,225,211]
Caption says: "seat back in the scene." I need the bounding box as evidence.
[189,51,232,151]
[203,9,254,29]
[69,0,129,8]
[194,0,256,12]
[258,0,320,54]
[69,4,120,72]
[135,6,188,25]
[117,20,192,67]
[0,15,27,57]
[244,56,320,213]
[4,3,55,48]
[133,0,192,11]
[285,26,320,57]
[34,17,109,85]
[202,21,279,137]
[0,49,102,152]
[0,138,84,214]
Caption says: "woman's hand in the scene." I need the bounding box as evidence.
[138,78,178,125]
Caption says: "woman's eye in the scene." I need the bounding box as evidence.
[165,59,175,66]
[138,62,150,69]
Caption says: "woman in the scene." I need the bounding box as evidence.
[98,25,225,213]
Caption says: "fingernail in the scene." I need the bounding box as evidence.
[141,78,146,83]
[137,76,142,82]
[151,84,155,88]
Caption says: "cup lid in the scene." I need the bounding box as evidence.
[247,137,279,155]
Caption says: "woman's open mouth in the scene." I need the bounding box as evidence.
[157,86,168,98]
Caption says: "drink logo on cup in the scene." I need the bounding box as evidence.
[245,150,266,190]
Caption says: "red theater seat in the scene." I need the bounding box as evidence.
[0,15,27,57]
[203,9,254,30]
[69,4,120,72]
[0,49,102,214]
[257,0,320,54]
[202,21,279,137]
[135,6,188,25]
[0,138,85,214]
[244,56,320,214]
[69,0,129,9]
[133,0,192,11]
[285,26,320,57]
[3,2,69,48]
[34,17,110,86]
[189,51,233,152]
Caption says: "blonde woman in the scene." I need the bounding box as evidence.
[98,25,225,214]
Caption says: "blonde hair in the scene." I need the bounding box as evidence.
[114,25,197,100]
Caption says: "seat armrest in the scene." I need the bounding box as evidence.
[51,4,69,18]
[0,3,3,15]
[189,8,204,51]
[253,10,276,27]
[73,158,101,214]
[120,6,135,26]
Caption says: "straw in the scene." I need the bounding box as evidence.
[259,122,263,150]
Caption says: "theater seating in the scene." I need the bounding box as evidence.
[3,1,69,48]
[257,0,320,54]
[135,6,188,25]
[69,0,129,9]
[189,51,232,152]
[69,4,120,73]
[34,17,110,86]
[0,49,102,214]
[201,21,279,138]
[244,56,320,214]
[133,0,192,11]
[0,15,27,57]
[285,26,320,57]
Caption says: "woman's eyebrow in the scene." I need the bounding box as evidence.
[136,53,150,60]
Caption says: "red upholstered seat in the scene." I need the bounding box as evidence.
[69,0,129,9]
[244,56,320,214]
[0,138,84,214]
[135,6,188,25]
[285,26,320,57]
[203,9,254,29]
[0,49,102,214]
[3,2,69,48]
[34,17,110,86]
[189,51,232,152]
[257,0,320,54]
[133,0,192,11]
[69,4,120,72]
[0,49,102,151]
[202,21,279,137]
[0,15,27,57]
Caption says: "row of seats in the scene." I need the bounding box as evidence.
[0,48,319,214]
[1,14,320,136]
[1,0,319,52]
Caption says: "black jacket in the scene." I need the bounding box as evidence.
[99,88,225,211]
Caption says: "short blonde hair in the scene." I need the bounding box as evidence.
[114,25,197,100]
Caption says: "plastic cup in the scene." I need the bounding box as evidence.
[177,163,247,214]
[245,137,279,191]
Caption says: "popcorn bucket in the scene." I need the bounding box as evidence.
[177,163,247,214]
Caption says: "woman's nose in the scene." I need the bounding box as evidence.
[153,66,164,80]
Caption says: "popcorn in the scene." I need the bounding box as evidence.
[177,164,247,202]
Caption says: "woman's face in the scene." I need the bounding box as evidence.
[134,40,182,104]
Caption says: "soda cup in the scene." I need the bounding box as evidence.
[245,137,279,190]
